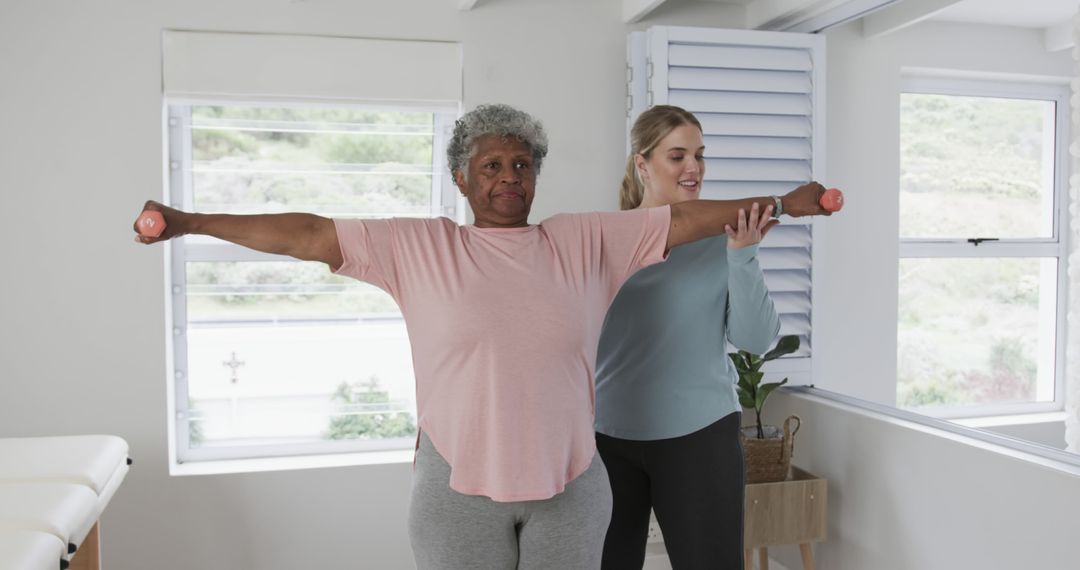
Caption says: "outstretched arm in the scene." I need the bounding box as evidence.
[667,181,829,249]
[133,200,343,268]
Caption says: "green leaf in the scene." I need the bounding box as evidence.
[763,335,800,362]
[728,352,748,374]
[738,391,756,410]
[736,374,755,397]
[754,378,789,411]
[740,351,754,372]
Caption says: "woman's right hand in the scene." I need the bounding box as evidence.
[782,182,830,217]
[725,201,778,249]
[133,200,189,244]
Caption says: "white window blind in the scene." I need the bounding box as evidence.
[162,30,462,105]
[628,27,825,385]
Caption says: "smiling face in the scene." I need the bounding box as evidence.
[635,123,705,208]
[454,134,537,228]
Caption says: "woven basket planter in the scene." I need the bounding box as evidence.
[742,415,801,484]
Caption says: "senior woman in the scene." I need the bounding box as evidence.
[134,103,828,569]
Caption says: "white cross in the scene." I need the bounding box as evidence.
[222,352,245,384]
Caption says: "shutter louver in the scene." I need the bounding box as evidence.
[629,27,825,384]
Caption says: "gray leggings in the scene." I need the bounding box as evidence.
[408,434,613,569]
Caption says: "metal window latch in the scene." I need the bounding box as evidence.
[967,238,999,246]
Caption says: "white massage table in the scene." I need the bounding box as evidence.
[0,531,67,570]
[0,435,131,570]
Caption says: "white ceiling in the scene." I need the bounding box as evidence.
[691,0,1078,28]
[932,0,1078,28]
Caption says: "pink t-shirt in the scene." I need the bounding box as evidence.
[333,206,671,501]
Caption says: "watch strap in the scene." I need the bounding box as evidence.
[770,195,784,218]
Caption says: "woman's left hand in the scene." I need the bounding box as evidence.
[726,202,779,249]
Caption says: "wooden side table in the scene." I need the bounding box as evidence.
[744,466,827,570]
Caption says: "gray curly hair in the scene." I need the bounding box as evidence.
[447,104,549,186]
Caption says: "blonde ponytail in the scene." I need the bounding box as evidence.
[619,156,645,210]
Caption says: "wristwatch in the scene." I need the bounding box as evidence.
[770,195,784,218]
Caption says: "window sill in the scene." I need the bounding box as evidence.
[952,411,1067,429]
[785,387,1080,476]
[169,448,414,476]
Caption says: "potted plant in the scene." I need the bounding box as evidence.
[730,334,802,484]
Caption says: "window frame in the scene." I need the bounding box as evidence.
[897,75,1070,419]
[163,98,461,465]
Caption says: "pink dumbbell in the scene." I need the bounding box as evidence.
[820,188,844,212]
[136,210,166,238]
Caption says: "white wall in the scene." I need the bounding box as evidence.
[765,390,1080,570]
[0,1,744,569]
[815,19,1073,404]
[983,419,1067,449]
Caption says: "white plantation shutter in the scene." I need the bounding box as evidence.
[627,27,825,385]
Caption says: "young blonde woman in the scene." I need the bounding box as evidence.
[595,105,826,569]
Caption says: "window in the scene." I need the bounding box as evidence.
[897,76,1069,416]
[160,30,461,466]
[166,102,459,463]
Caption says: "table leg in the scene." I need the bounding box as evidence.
[758,547,769,570]
[69,522,100,570]
[799,543,815,570]
[744,549,753,570]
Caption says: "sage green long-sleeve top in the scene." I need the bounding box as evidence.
[594,236,779,440]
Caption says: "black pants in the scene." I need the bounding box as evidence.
[596,412,744,570]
